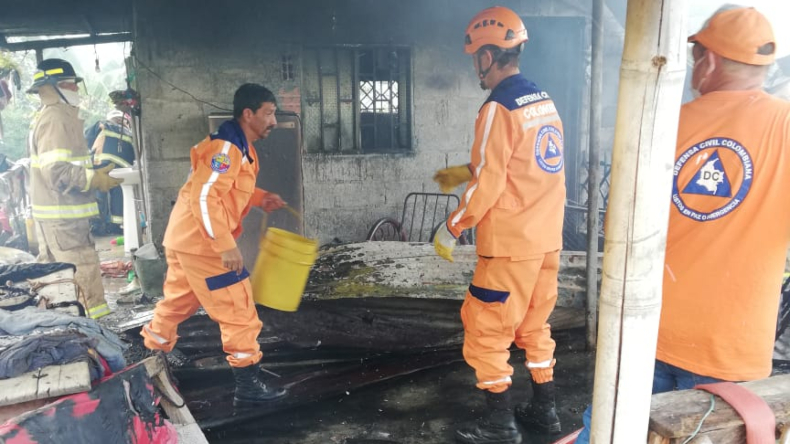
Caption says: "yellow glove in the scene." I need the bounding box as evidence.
[433,164,473,194]
[433,222,457,262]
[88,164,124,192]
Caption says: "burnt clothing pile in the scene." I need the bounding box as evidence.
[0,331,106,380]
[0,263,75,283]
[0,282,37,311]
[0,263,80,313]
[0,306,127,380]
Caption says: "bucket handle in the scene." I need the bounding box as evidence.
[259,205,303,238]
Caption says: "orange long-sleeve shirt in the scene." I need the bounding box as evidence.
[163,120,268,256]
[448,74,566,257]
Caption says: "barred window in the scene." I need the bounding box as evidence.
[359,81,399,113]
[281,54,295,81]
[302,46,412,153]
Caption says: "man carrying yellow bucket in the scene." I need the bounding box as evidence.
[141,84,288,406]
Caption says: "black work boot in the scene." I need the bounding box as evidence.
[231,365,287,407]
[515,380,561,434]
[456,390,522,444]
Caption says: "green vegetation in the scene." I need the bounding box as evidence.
[0,44,128,160]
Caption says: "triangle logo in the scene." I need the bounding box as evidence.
[544,136,561,159]
[682,150,732,197]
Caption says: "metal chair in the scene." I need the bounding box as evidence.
[367,192,474,244]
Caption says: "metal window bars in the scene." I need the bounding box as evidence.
[303,46,411,153]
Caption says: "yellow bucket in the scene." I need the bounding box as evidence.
[251,227,318,312]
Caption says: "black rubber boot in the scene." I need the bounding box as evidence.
[515,380,561,434]
[456,391,522,444]
[231,365,287,407]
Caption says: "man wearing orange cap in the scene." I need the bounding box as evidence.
[433,6,566,443]
[576,6,790,443]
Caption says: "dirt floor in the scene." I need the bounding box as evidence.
[93,234,164,328]
[203,329,594,444]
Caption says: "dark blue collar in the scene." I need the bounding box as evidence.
[490,74,523,97]
[210,119,253,163]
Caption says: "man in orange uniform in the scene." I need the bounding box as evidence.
[658,6,789,387]
[141,84,288,406]
[575,6,789,443]
[433,7,566,443]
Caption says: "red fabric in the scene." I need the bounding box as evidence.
[99,260,133,278]
[551,429,581,444]
[0,210,11,232]
[129,415,178,444]
[97,356,113,380]
[0,425,34,444]
[69,393,99,418]
[0,365,179,444]
[696,382,776,444]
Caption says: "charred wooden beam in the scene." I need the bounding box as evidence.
[306,243,599,309]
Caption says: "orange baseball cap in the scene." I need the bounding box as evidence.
[688,7,775,66]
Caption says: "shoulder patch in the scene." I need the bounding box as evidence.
[534,125,564,173]
[210,153,232,174]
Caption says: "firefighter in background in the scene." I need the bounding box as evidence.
[27,59,123,319]
[433,7,566,443]
[86,109,136,234]
[141,83,288,406]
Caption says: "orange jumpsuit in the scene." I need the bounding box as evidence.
[141,120,271,368]
[448,74,566,393]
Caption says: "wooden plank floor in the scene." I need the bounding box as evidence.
[0,361,90,407]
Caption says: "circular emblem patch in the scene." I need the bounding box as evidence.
[210,153,231,174]
[535,125,564,173]
[671,137,753,222]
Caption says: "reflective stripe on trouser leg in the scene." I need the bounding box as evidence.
[143,325,169,345]
[88,304,111,319]
[515,250,560,370]
[528,358,557,384]
[35,219,109,317]
[109,187,124,225]
[462,255,549,393]
[173,250,263,368]
[141,248,202,353]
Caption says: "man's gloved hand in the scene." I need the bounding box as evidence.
[260,193,286,213]
[434,222,457,263]
[88,164,123,192]
[433,164,473,194]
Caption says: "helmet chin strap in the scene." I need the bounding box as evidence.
[476,51,496,90]
[43,77,74,106]
[53,85,72,105]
